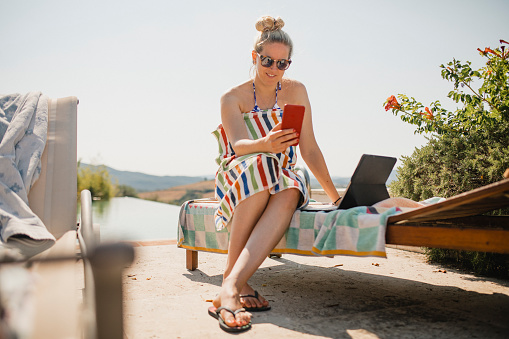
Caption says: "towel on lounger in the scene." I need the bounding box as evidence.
[178,200,403,258]
[310,206,400,257]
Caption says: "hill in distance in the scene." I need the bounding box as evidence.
[81,163,397,195]
[137,170,397,206]
[80,163,212,192]
[138,180,215,205]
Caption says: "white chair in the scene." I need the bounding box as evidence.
[1,96,133,339]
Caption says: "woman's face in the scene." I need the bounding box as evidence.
[252,42,291,86]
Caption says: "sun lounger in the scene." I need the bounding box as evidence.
[178,177,509,271]
[19,96,80,339]
[0,96,133,339]
[386,178,509,253]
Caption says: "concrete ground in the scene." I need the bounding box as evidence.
[121,242,509,339]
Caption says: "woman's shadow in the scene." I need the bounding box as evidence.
[184,255,509,338]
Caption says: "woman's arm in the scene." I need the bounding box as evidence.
[220,90,298,157]
[302,145,341,204]
[293,83,341,204]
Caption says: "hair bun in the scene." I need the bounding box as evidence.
[255,16,285,32]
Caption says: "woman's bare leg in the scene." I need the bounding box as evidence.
[223,190,271,309]
[213,188,301,328]
[373,197,424,208]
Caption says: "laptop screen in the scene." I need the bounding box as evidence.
[337,154,396,209]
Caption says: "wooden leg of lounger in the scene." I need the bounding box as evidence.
[186,250,198,271]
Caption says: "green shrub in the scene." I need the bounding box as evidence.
[425,248,509,278]
[385,39,509,277]
[116,184,138,198]
[389,121,509,204]
[389,124,509,277]
[77,162,116,200]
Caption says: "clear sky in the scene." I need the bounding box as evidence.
[1,0,508,177]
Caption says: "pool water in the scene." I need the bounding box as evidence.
[78,197,181,242]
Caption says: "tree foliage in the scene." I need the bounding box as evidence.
[115,184,138,198]
[389,122,509,209]
[384,39,509,277]
[384,39,509,136]
[77,162,116,200]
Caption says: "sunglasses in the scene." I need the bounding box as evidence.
[257,53,292,71]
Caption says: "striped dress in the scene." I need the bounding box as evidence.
[212,83,310,231]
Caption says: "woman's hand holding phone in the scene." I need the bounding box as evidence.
[264,122,299,153]
[262,105,305,153]
[281,104,305,146]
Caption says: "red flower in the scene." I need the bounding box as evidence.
[500,39,509,45]
[384,95,401,111]
[501,46,508,60]
[424,107,434,120]
[484,47,501,57]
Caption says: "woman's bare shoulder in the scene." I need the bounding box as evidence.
[221,81,250,101]
[283,77,305,87]
[221,81,252,105]
[281,78,309,103]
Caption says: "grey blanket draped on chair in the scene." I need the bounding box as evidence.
[0,92,55,257]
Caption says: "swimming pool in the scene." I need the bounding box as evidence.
[79,197,181,242]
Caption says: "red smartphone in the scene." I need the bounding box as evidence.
[281,104,305,146]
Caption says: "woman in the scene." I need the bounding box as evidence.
[209,16,341,332]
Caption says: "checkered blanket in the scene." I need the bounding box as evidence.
[178,200,402,258]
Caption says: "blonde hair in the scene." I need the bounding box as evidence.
[254,16,293,58]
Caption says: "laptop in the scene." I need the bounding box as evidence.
[336,154,397,209]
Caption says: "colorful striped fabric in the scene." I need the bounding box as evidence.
[212,105,309,231]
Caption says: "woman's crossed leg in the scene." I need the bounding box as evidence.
[212,188,301,328]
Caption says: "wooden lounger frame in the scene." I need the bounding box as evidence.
[185,178,509,271]
[386,178,509,254]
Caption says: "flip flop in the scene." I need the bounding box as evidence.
[208,306,252,333]
[239,290,271,312]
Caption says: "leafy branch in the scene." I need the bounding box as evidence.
[384,39,509,136]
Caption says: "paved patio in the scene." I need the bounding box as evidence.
[120,242,509,338]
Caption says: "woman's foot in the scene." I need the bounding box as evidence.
[239,284,270,311]
[208,306,251,333]
[212,281,252,329]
